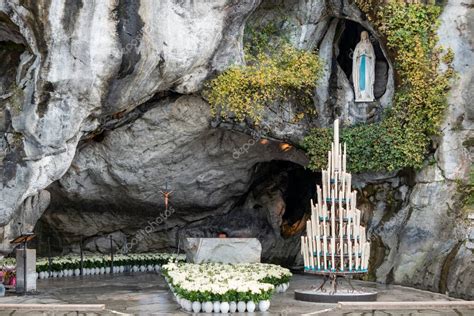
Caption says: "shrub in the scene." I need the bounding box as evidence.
[203,23,323,124]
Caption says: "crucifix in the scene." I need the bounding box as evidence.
[159,182,173,211]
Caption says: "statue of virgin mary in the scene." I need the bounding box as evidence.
[353,31,375,102]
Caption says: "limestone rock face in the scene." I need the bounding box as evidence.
[0,0,260,233]
[393,0,474,298]
[51,95,307,219]
[356,0,474,299]
[0,190,50,252]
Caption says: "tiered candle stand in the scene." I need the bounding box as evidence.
[294,119,377,303]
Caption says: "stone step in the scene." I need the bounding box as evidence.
[337,301,474,310]
[0,304,105,311]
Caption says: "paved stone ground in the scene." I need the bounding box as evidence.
[0,272,471,315]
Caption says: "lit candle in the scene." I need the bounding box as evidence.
[331,143,334,176]
[339,190,343,222]
[331,237,336,271]
[322,171,327,204]
[352,209,357,242]
[339,190,344,271]
[343,142,347,174]
[338,143,342,172]
[301,236,307,268]
[342,172,346,201]
[365,242,370,270]
[366,243,370,270]
[346,174,352,203]
[306,220,313,243]
[314,204,320,236]
[356,240,360,271]
[323,211,327,236]
[327,169,331,204]
[329,148,333,178]
[334,119,339,156]
[355,208,360,239]
[348,238,353,271]
[323,236,328,270]
[317,185,322,213]
[307,237,311,269]
[316,235,321,270]
[354,191,358,213]
[360,243,365,270]
[339,243,344,271]
[310,200,315,227]
[331,189,335,239]
[347,214,351,238]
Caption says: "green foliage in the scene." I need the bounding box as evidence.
[203,22,323,124]
[302,128,332,171]
[0,253,185,274]
[303,121,409,172]
[303,1,454,173]
[243,21,289,57]
[260,274,292,286]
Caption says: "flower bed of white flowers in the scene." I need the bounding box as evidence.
[162,262,291,313]
[1,253,185,279]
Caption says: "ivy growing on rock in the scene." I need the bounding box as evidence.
[303,1,454,173]
[203,21,323,124]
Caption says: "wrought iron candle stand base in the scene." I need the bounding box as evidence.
[295,271,377,303]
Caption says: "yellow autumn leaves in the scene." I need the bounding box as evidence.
[204,43,323,124]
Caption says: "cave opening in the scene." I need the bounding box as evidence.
[0,13,27,97]
[0,41,25,93]
[336,19,389,99]
[248,160,321,237]
[0,13,28,140]
[281,163,318,224]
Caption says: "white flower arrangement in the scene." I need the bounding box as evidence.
[1,253,185,279]
[0,257,15,270]
[162,262,291,313]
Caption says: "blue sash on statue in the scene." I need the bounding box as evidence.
[359,54,366,91]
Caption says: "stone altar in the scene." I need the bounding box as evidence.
[183,238,262,264]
